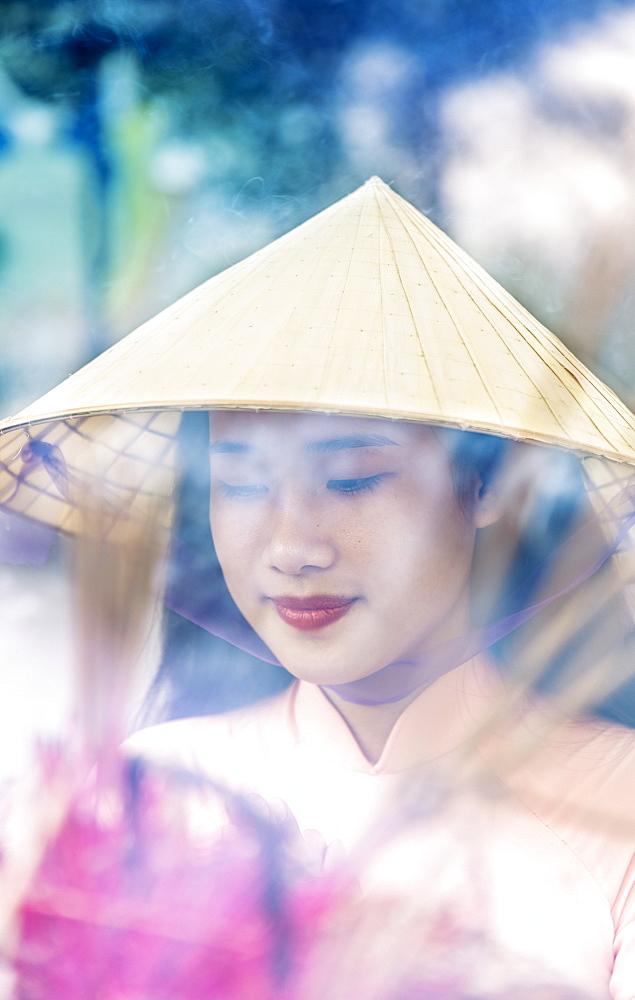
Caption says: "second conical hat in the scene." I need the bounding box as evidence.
[0,175,634,532]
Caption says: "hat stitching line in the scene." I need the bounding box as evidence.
[419,211,619,449]
[394,198,506,425]
[374,184,442,414]
[416,203,635,455]
[312,190,369,406]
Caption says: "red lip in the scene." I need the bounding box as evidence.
[272,595,356,631]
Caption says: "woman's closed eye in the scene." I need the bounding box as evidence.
[327,473,393,495]
[219,481,268,499]
[217,473,395,499]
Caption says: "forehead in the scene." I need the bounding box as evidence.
[209,410,427,449]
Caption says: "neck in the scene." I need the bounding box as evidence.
[321,684,428,764]
[320,604,474,762]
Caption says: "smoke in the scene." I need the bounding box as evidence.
[2,0,635,767]
[334,39,426,195]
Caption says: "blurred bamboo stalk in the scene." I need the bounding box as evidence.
[73,490,171,763]
[0,490,171,957]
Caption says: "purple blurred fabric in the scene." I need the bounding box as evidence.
[167,498,635,706]
[0,510,55,565]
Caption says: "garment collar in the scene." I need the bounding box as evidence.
[291,656,507,775]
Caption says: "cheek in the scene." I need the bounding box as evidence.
[338,506,424,592]
[371,498,475,593]
[209,502,260,587]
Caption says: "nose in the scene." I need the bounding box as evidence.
[264,488,337,575]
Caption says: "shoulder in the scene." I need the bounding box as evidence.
[506,710,635,821]
[498,710,635,892]
[125,682,299,781]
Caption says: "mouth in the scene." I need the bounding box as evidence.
[271,595,356,631]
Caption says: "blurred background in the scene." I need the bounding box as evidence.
[2,0,635,763]
[3,0,635,413]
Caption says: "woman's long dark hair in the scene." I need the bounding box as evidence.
[151,411,635,727]
[149,411,292,721]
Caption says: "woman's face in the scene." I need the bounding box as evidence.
[209,411,499,687]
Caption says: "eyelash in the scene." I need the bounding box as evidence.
[220,483,267,499]
[219,474,388,499]
[327,475,386,495]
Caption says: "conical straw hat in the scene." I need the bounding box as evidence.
[0,176,634,535]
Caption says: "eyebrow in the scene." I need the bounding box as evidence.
[305,434,400,454]
[209,434,400,455]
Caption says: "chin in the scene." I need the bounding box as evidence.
[286,665,377,687]
[271,642,387,688]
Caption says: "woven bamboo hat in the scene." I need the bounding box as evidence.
[0,175,634,538]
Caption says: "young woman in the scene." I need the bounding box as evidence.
[1,178,635,996]
[119,405,633,998]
